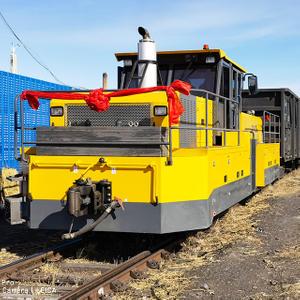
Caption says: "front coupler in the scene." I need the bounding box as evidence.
[67,178,112,217]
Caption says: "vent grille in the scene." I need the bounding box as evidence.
[4,199,10,220]
[65,104,153,127]
[180,95,197,148]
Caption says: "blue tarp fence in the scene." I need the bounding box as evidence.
[0,71,74,171]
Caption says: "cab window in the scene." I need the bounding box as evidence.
[172,64,217,93]
[220,65,229,98]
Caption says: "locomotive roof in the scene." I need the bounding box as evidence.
[115,49,247,73]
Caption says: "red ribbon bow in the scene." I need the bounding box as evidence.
[21,80,191,126]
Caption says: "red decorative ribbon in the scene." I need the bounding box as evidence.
[20,80,191,126]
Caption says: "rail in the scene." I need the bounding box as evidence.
[14,93,41,163]
[262,111,280,143]
[0,234,179,300]
[58,236,178,300]
[0,238,85,279]
[14,94,168,163]
[15,88,240,166]
[167,89,241,165]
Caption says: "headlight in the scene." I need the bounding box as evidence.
[50,106,63,116]
[154,106,168,116]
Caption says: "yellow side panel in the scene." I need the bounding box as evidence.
[29,130,254,205]
[207,141,251,195]
[225,131,240,147]
[29,156,157,203]
[256,143,280,186]
[32,98,260,205]
[29,155,210,205]
[29,147,252,206]
[196,98,213,147]
[160,155,209,202]
[240,112,263,143]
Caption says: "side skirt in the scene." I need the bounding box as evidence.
[265,164,280,186]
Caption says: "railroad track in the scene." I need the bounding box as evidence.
[0,235,179,299]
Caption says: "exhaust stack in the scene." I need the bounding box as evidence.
[102,72,107,89]
[137,27,157,88]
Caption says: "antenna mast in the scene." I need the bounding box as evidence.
[10,43,20,74]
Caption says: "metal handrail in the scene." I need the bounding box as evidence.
[167,89,241,165]
[16,88,240,167]
[14,94,22,162]
[14,94,42,163]
[15,93,170,163]
[25,141,169,145]
[190,89,240,104]
[262,111,280,143]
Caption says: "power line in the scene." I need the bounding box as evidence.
[0,11,66,86]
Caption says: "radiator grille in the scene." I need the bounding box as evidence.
[65,104,153,127]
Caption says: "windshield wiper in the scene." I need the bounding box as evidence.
[178,60,194,81]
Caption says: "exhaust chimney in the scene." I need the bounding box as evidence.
[103,73,108,89]
[137,27,157,88]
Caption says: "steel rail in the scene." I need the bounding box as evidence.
[0,238,86,279]
[59,237,178,300]
[0,235,179,300]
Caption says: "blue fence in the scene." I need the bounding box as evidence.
[0,71,74,171]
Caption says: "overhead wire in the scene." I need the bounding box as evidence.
[0,10,67,86]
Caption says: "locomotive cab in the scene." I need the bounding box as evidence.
[116,47,249,142]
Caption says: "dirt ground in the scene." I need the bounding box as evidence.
[111,170,300,300]
[0,210,66,265]
[179,188,300,299]
[1,169,300,300]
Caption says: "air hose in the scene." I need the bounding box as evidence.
[61,200,120,240]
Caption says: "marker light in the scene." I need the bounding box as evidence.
[124,60,132,66]
[50,106,63,116]
[206,56,215,63]
[154,106,168,116]
[203,44,209,50]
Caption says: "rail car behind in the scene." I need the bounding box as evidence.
[243,88,300,168]
[4,28,281,237]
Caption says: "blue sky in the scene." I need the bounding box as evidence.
[0,0,300,95]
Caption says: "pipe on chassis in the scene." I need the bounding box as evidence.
[61,200,120,239]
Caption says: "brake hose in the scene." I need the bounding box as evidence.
[61,200,120,240]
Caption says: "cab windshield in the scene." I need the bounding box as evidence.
[172,64,217,93]
[121,62,217,94]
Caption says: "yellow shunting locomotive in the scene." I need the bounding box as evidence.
[7,28,281,238]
